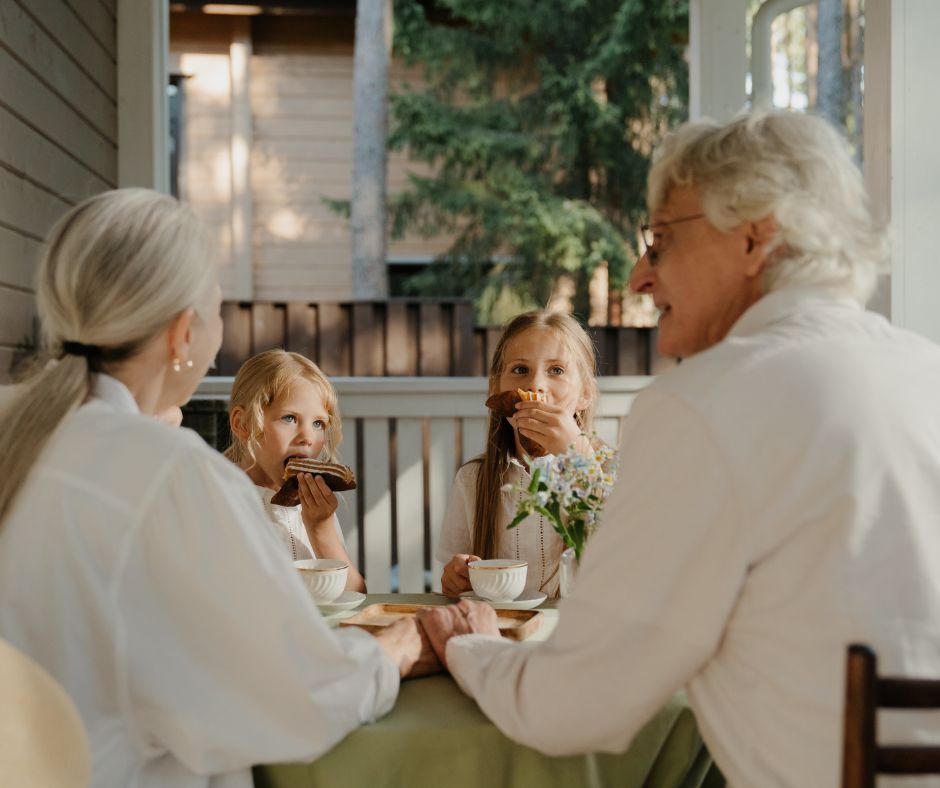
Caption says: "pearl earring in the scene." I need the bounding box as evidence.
[172,358,181,373]
[186,359,194,369]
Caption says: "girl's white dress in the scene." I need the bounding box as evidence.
[255,485,347,561]
[436,457,566,597]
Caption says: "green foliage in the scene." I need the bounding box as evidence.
[390,0,688,321]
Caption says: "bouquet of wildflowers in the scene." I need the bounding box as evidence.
[505,439,618,561]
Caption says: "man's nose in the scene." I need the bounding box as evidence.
[629,253,655,294]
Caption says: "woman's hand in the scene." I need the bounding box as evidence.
[373,616,443,679]
[417,600,500,669]
[511,400,586,456]
[441,554,480,598]
[155,406,183,428]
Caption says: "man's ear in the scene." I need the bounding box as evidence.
[744,214,779,276]
[230,406,250,441]
[166,308,196,364]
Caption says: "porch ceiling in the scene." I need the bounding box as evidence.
[169,0,354,14]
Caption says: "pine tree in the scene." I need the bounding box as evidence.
[388,0,688,322]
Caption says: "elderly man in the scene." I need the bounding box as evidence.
[418,111,940,787]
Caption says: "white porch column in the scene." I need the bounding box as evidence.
[229,18,254,301]
[864,0,940,340]
[688,0,749,121]
[117,0,169,191]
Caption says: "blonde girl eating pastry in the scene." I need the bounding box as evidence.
[226,349,365,592]
[437,310,601,598]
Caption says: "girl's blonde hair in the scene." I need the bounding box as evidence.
[224,349,342,469]
[0,188,216,526]
[471,310,598,559]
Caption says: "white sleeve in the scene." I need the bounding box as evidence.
[434,463,478,562]
[115,443,398,773]
[446,389,750,755]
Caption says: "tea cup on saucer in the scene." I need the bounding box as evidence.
[468,559,527,602]
[294,559,348,604]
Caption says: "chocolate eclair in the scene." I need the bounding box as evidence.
[270,458,357,506]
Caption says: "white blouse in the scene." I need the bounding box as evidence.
[436,459,566,597]
[256,485,347,561]
[0,375,398,788]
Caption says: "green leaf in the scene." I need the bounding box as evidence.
[528,467,541,493]
[507,510,528,530]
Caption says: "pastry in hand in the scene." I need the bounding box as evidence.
[484,388,545,417]
[270,458,357,506]
[484,389,548,457]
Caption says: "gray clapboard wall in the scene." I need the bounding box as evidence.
[0,0,117,380]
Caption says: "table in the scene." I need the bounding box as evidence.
[254,594,724,788]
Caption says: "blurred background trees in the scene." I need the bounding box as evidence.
[750,0,864,162]
[386,0,689,324]
[354,0,864,325]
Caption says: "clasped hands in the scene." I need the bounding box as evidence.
[373,599,500,679]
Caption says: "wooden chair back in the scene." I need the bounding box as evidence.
[843,643,940,788]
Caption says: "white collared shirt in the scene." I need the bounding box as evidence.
[0,375,398,788]
[437,459,566,597]
[446,287,940,788]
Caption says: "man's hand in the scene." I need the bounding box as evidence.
[416,600,500,669]
[373,616,443,679]
[441,554,481,598]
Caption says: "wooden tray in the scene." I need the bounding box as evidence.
[338,603,543,641]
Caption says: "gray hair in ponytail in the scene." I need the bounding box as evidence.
[0,188,215,525]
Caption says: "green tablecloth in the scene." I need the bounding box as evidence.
[254,594,724,788]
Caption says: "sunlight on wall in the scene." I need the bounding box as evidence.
[180,53,230,102]
[267,208,306,241]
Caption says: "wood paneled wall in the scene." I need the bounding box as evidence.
[0,0,117,380]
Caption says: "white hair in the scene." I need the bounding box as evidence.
[0,188,216,525]
[647,111,889,304]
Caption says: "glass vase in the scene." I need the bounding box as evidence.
[559,547,579,598]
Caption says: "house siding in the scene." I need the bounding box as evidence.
[171,11,451,304]
[0,0,117,380]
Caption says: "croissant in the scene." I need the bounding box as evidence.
[270,458,357,506]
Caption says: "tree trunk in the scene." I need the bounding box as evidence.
[816,0,845,128]
[806,3,818,107]
[350,0,392,299]
[846,0,864,164]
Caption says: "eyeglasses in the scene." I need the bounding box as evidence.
[639,213,707,264]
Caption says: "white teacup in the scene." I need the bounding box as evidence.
[294,559,348,604]
[468,559,527,602]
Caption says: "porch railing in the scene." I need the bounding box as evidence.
[193,375,652,593]
[217,300,672,377]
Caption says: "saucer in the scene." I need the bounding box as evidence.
[459,591,547,610]
[317,591,366,611]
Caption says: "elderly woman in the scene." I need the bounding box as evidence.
[0,189,437,788]
[418,111,940,787]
